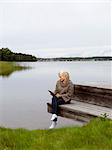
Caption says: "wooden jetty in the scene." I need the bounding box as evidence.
[47,84,112,122]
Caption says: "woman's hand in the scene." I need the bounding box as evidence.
[56,93,62,98]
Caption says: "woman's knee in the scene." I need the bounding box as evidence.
[52,96,58,103]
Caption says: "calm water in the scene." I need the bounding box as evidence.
[0,61,112,129]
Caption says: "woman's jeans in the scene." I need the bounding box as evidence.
[51,96,70,115]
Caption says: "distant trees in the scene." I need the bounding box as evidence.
[0,48,37,61]
[36,56,112,61]
[0,48,111,61]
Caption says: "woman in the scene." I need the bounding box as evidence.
[49,71,74,129]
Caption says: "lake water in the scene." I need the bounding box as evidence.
[0,61,112,129]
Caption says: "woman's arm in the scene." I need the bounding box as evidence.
[61,83,74,101]
[54,81,59,95]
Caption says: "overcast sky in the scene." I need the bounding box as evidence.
[0,0,111,57]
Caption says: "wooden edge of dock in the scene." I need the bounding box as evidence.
[47,101,112,123]
[47,102,94,123]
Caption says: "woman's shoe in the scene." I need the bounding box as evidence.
[49,121,57,129]
[51,114,58,121]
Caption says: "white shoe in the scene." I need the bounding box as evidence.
[49,121,57,129]
[51,114,58,121]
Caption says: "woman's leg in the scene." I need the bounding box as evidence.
[49,97,70,129]
[51,96,58,115]
[51,96,65,115]
[49,97,65,129]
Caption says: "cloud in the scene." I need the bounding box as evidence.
[0,1,111,57]
[27,46,111,58]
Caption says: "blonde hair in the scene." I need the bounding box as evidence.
[58,71,70,81]
[58,70,64,77]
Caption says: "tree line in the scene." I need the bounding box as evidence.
[37,56,112,61]
[0,48,37,61]
[0,48,111,61]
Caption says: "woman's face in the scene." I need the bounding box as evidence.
[59,74,65,82]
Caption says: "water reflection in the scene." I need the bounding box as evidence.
[0,61,31,77]
[0,61,111,129]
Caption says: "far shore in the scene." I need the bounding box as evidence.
[0,48,112,61]
[36,57,112,61]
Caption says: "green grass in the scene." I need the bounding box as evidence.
[0,61,30,77]
[0,118,112,150]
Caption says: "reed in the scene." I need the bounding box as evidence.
[0,61,30,76]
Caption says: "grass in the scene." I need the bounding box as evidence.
[0,118,112,150]
[0,61,30,77]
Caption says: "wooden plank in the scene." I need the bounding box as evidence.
[74,85,112,96]
[47,101,112,122]
[47,103,92,123]
[73,94,112,108]
[61,101,112,119]
[73,85,112,108]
